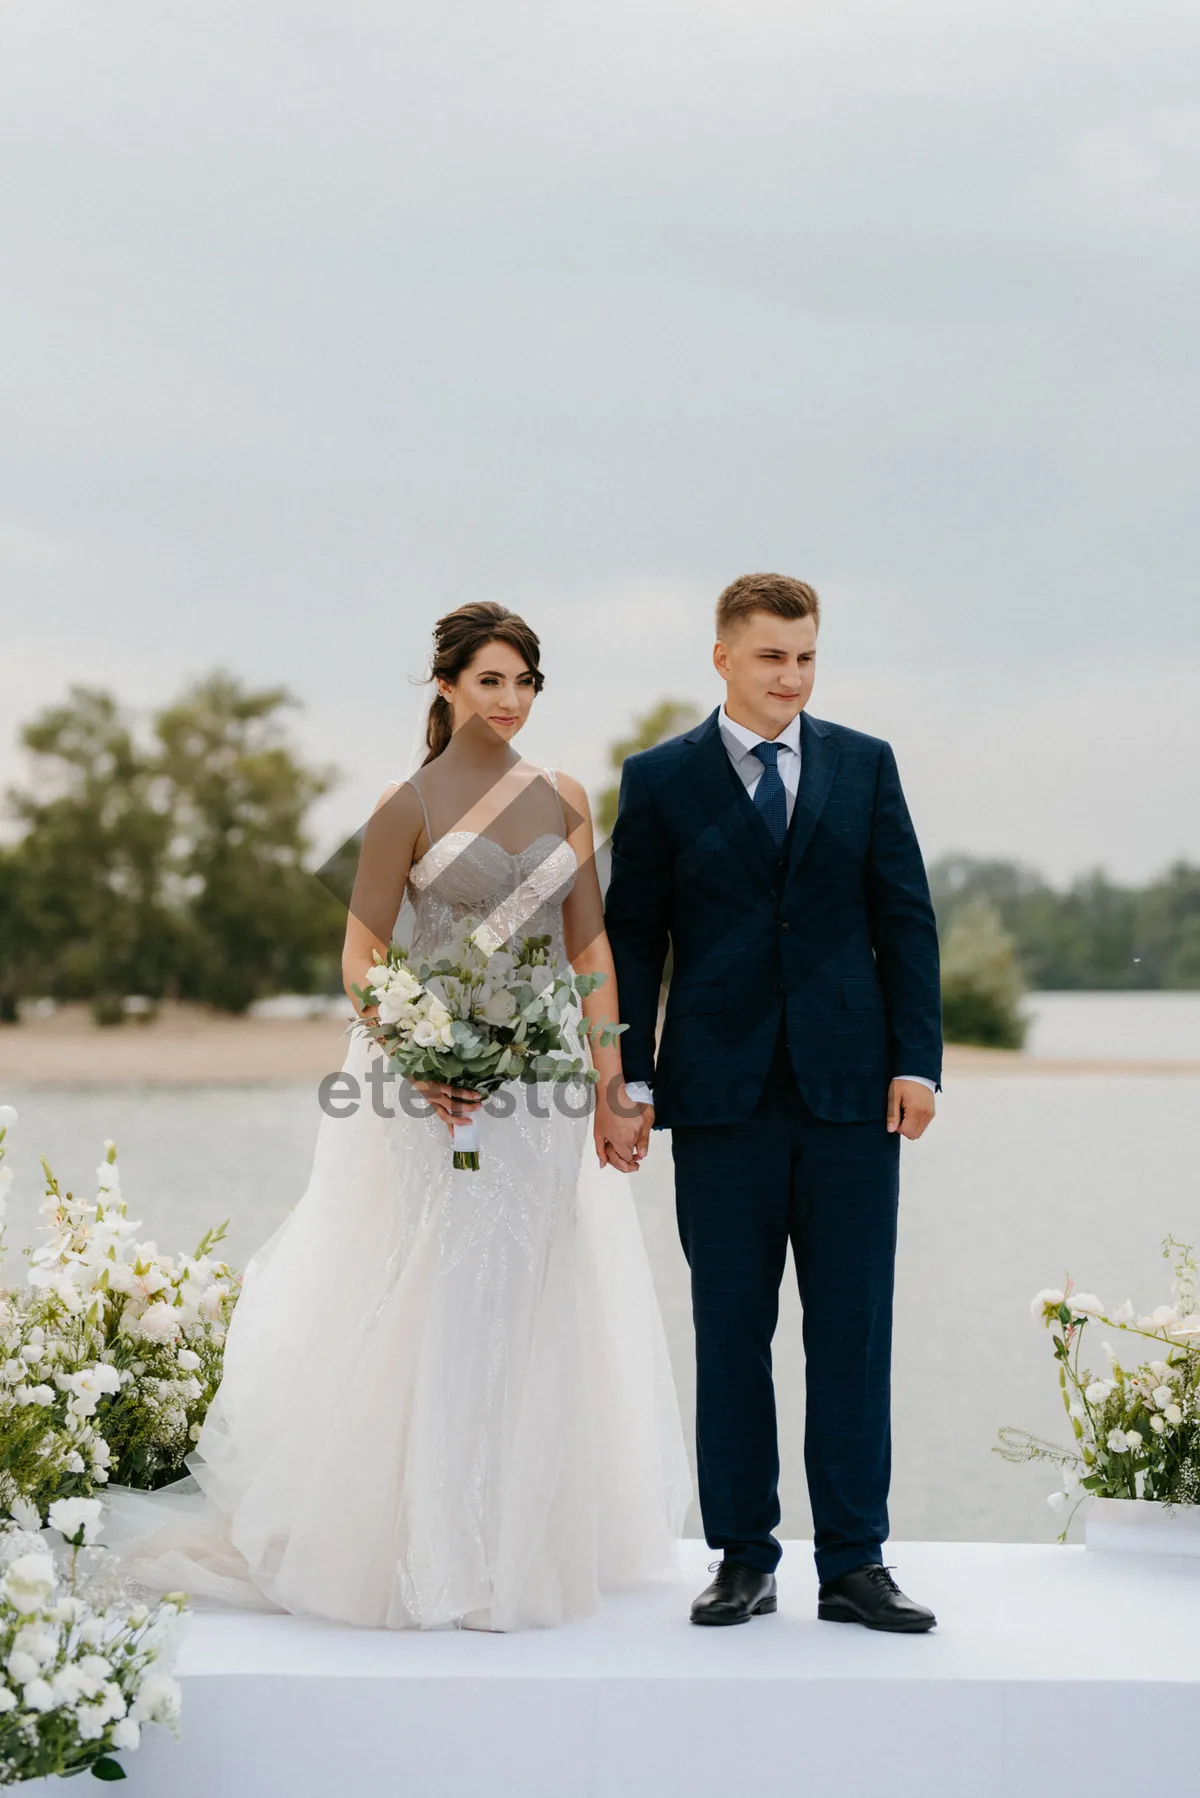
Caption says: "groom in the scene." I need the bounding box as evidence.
[604,573,942,1632]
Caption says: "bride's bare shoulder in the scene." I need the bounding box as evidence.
[549,770,594,829]
[366,779,425,832]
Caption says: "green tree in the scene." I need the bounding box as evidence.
[153,669,345,1012]
[2,671,347,1016]
[595,699,702,838]
[2,687,181,1014]
[938,895,1028,1049]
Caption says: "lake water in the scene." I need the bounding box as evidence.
[1025,991,1200,1060]
[2,993,1199,1553]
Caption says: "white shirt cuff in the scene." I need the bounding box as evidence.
[623,1081,655,1106]
[896,1074,938,1092]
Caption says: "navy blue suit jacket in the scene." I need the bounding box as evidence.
[604,706,943,1127]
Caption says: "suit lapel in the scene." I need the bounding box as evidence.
[681,708,776,882]
[784,710,840,881]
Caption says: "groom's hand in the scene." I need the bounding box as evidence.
[887,1079,936,1140]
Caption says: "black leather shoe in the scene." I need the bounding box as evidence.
[690,1559,778,1626]
[817,1563,936,1632]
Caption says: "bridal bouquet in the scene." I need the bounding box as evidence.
[350,916,626,1170]
[0,1108,239,1519]
[0,1496,185,1785]
[996,1234,1200,1536]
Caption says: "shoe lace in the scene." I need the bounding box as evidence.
[863,1563,902,1595]
[707,1559,744,1586]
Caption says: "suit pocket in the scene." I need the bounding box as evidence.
[842,975,884,1010]
[665,981,725,1017]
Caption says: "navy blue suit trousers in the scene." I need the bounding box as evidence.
[671,1020,901,1583]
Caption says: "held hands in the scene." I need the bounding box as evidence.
[886,1079,936,1140]
[593,1080,654,1174]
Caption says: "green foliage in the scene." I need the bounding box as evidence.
[930,854,1200,992]
[2,670,347,1014]
[594,699,702,838]
[938,895,1027,1048]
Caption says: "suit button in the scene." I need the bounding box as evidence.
[780,922,790,934]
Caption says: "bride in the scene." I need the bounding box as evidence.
[112,601,690,1631]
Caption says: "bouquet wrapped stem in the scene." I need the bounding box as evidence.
[350,918,626,1172]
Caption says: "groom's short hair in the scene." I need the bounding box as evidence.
[716,572,821,639]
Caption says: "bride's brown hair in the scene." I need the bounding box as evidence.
[422,602,545,765]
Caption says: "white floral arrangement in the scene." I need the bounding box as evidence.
[996,1234,1200,1535]
[350,917,625,1169]
[0,1494,185,1785]
[0,1106,238,1518]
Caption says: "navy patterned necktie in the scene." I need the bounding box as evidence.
[751,741,788,846]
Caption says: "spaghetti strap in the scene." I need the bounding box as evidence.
[545,767,567,834]
[406,776,433,842]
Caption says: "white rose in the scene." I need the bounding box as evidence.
[1085,1380,1112,1405]
[22,1677,56,1713]
[48,1497,104,1546]
[2,1554,56,1613]
[1125,1429,1144,1452]
[1106,1429,1129,1453]
[1164,1404,1183,1426]
[529,964,556,996]
[132,1671,182,1726]
[136,1303,181,1345]
[0,1688,16,1713]
[480,988,517,1026]
[1151,1385,1173,1409]
[177,1348,201,1372]
[76,1701,109,1740]
[111,1717,141,1750]
[376,990,409,1025]
[1150,1413,1166,1434]
[1071,1293,1105,1317]
[411,1019,439,1048]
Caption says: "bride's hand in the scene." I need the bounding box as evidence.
[593,1082,645,1174]
[411,1079,483,1137]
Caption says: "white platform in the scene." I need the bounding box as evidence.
[116,1540,1200,1798]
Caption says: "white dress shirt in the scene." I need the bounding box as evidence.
[621,704,937,1106]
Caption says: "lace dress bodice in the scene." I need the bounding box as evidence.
[402,769,579,967]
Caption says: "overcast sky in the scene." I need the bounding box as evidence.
[3,0,1198,881]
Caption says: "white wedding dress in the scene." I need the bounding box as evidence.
[109,771,690,1631]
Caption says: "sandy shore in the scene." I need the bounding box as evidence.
[0,1002,1197,1086]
